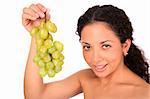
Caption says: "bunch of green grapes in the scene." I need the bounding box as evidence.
[30,20,64,78]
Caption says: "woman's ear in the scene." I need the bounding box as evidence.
[122,39,131,56]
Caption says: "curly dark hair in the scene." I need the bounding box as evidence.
[76,5,150,83]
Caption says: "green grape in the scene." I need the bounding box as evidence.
[30,27,39,36]
[43,54,51,63]
[52,59,63,66]
[38,60,45,68]
[58,60,64,66]
[39,52,47,58]
[52,59,59,66]
[59,53,64,61]
[30,19,65,78]
[39,67,47,77]
[33,54,41,63]
[54,41,64,52]
[46,61,55,70]
[39,45,48,54]
[47,69,55,77]
[46,20,57,33]
[44,39,53,49]
[52,51,61,59]
[48,46,56,54]
[54,65,62,73]
[35,32,41,40]
[39,20,46,29]
[48,33,53,41]
[36,38,44,52]
[36,38,44,47]
[39,28,48,39]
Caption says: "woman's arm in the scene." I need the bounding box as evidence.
[24,37,82,99]
[23,3,82,99]
[24,37,44,99]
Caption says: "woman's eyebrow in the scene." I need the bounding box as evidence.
[99,40,112,44]
[80,40,112,45]
[81,42,90,45]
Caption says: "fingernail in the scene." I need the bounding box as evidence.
[38,12,45,18]
[43,8,46,12]
[41,13,45,18]
[35,14,39,18]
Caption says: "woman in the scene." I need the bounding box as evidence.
[22,3,150,99]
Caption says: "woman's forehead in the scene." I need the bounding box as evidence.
[80,22,119,43]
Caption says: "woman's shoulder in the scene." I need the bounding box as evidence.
[147,83,150,90]
[77,68,96,77]
[148,84,150,97]
[146,83,150,95]
[143,83,150,98]
[133,79,150,98]
[74,68,97,81]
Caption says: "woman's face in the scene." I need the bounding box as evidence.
[81,22,126,78]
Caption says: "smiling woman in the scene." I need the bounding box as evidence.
[76,5,150,98]
[22,3,150,99]
[76,5,150,83]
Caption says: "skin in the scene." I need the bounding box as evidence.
[22,3,150,99]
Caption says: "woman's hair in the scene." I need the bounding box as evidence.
[76,5,150,83]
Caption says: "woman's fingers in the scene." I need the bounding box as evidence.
[36,3,47,12]
[23,4,47,21]
[22,17,32,32]
[22,3,51,32]
[30,4,45,18]
[46,8,50,20]
[23,7,38,19]
[22,13,36,21]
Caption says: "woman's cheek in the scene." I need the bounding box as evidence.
[106,49,123,66]
[83,51,93,66]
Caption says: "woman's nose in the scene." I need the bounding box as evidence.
[91,47,103,64]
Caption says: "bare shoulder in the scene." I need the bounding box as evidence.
[147,83,150,97]
[76,68,99,89]
[77,68,96,79]
[42,69,94,98]
[133,79,150,98]
[144,83,150,98]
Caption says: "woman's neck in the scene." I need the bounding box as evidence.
[97,64,137,87]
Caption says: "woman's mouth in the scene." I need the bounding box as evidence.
[94,64,107,72]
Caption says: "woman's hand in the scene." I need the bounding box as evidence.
[22,3,50,32]
[23,3,83,99]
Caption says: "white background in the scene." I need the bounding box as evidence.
[0,0,149,99]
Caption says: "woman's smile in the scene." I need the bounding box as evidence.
[94,64,108,72]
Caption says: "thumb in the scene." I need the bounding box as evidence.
[46,8,50,20]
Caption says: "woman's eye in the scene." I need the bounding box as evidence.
[102,44,111,49]
[83,45,91,51]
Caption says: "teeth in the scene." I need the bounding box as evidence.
[96,65,105,69]
[95,64,107,72]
